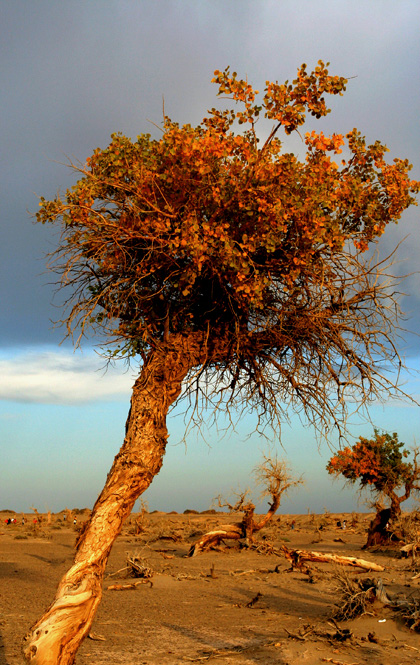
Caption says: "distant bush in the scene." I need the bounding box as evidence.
[184,509,199,515]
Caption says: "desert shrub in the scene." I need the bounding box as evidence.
[126,554,153,578]
[331,571,377,620]
[394,596,420,632]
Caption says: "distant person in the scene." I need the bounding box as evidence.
[342,520,347,529]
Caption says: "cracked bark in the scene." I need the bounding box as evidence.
[24,336,203,664]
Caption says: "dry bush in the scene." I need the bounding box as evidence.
[350,512,359,527]
[133,500,149,535]
[126,554,153,579]
[394,596,420,632]
[331,570,378,620]
[30,506,43,525]
[394,510,420,556]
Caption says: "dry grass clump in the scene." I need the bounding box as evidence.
[132,501,149,535]
[332,564,420,631]
[393,595,420,632]
[107,552,154,580]
[394,510,420,556]
[331,570,378,620]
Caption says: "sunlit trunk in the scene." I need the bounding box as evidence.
[24,336,202,665]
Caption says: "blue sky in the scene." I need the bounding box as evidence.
[1,0,419,514]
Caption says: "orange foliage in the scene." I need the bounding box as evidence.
[36,62,419,434]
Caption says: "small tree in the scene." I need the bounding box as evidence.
[188,454,302,556]
[327,430,420,547]
[25,62,419,664]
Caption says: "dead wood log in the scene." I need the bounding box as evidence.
[281,545,384,572]
[188,523,244,556]
[400,542,419,558]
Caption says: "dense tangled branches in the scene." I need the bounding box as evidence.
[37,61,419,437]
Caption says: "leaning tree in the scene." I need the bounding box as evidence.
[25,62,419,663]
[327,430,420,547]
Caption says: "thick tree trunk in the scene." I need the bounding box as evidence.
[24,336,203,665]
[363,497,403,549]
[363,508,392,549]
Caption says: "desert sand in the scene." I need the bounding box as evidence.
[1,509,419,664]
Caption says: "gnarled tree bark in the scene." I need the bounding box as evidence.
[188,497,281,557]
[188,455,300,557]
[24,335,204,665]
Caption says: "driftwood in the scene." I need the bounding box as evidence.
[282,545,385,572]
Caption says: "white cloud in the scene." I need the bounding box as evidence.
[0,349,136,404]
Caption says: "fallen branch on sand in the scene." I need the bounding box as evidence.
[88,632,106,641]
[321,659,359,665]
[281,545,384,572]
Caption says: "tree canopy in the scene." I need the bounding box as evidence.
[326,429,420,514]
[37,61,419,435]
[26,62,420,664]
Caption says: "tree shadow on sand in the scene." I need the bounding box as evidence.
[0,629,11,665]
[161,622,289,664]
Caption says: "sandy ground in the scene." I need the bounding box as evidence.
[1,510,419,664]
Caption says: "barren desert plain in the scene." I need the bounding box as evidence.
[1,509,420,665]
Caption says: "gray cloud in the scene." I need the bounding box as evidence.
[0,349,134,403]
[1,0,419,351]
